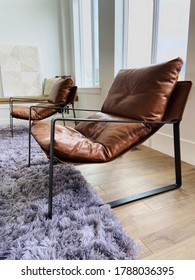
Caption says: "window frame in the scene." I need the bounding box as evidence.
[71,0,99,88]
[122,0,190,80]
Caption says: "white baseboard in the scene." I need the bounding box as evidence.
[144,132,195,166]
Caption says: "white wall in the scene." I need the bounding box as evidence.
[146,1,195,166]
[0,0,65,78]
[182,0,195,165]
[0,0,104,123]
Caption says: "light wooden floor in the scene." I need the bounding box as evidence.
[76,145,195,260]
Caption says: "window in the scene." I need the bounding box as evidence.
[123,0,190,79]
[124,0,154,68]
[72,0,99,87]
[155,0,191,79]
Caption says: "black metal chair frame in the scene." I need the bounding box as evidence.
[28,107,182,219]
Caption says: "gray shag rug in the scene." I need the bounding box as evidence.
[0,124,137,260]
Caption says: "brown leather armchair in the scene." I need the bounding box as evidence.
[9,77,77,136]
[30,57,192,218]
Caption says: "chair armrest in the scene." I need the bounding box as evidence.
[9,96,47,101]
[51,115,177,125]
[29,104,67,110]
[29,106,102,117]
[49,107,177,125]
[63,108,101,113]
[9,97,47,105]
[9,97,48,113]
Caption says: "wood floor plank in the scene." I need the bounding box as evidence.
[143,235,195,260]
[77,144,195,260]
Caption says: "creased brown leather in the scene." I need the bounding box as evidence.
[11,103,58,120]
[102,57,183,121]
[32,113,151,162]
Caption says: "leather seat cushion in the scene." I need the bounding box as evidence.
[11,103,59,120]
[101,57,183,121]
[31,113,152,163]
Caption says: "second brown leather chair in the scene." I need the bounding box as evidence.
[9,77,77,136]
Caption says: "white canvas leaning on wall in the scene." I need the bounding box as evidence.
[0,44,42,98]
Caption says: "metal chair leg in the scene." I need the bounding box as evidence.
[10,114,13,137]
[9,99,14,137]
[28,110,33,167]
[28,126,31,167]
[46,121,182,218]
[72,104,77,125]
[48,119,55,219]
[109,121,182,208]
[61,108,66,126]
[173,121,182,186]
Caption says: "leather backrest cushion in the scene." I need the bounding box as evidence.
[48,78,74,104]
[101,57,183,121]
